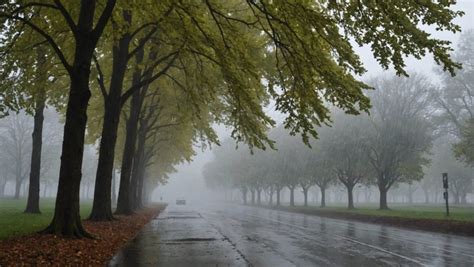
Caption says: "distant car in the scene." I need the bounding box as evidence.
[176,199,186,205]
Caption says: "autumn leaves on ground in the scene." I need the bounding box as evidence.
[0,200,166,266]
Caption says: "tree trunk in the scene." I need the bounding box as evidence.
[130,119,146,210]
[242,189,247,204]
[269,190,273,205]
[25,90,45,213]
[251,190,255,205]
[289,187,294,206]
[347,184,355,209]
[25,49,47,214]
[0,180,5,198]
[89,16,131,221]
[42,74,94,237]
[320,186,326,208]
[276,188,281,206]
[379,187,389,209]
[14,178,21,199]
[40,0,116,238]
[453,193,460,204]
[116,47,146,215]
[257,189,261,204]
[303,188,308,207]
[136,166,146,208]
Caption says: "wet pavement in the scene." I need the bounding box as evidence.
[110,203,474,266]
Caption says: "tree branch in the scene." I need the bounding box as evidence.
[53,0,77,34]
[121,50,181,105]
[0,12,72,75]
[92,54,108,99]
[91,0,117,40]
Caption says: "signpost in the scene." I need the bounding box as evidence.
[442,173,449,217]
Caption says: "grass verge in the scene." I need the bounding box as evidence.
[0,198,92,240]
[258,203,474,236]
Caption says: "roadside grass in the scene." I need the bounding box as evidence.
[281,204,474,222]
[0,198,92,240]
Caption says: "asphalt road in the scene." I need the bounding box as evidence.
[110,203,474,266]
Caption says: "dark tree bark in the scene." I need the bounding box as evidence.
[302,188,308,207]
[130,119,146,210]
[116,48,145,215]
[251,189,255,205]
[42,0,117,238]
[347,184,355,209]
[319,186,326,208]
[25,82,46,214]
[89,13,131,221]
[379,187,389,209]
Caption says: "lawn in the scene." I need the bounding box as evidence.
[285,204,474,222]
[0,198,92,240]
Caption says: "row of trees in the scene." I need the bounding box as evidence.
[0,1,465,237]
[204,30,474,209]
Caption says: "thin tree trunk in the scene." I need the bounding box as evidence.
[289,187,295,207]
[0,180,5,198]
[90,14,131,221]
[303,188,308,207]
[14,178,21,199]
[257,189,261,204]
[320,186,326,208]
[423,188,429,204]
[276,188,281,206]
[251,190,255,205]
[130,120,146,210]
[347,184,355,209]
[25,49,47,214]
[269,190,273,205]
[116,48,146,215]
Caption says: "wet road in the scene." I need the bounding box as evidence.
[110,203,474,266]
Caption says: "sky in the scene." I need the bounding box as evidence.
[153,1,474,203]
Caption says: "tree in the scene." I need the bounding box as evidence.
[454,119,474,166]
[1,0,116,237]
[364,74,434,209]
[435,30,474,166]
[0,112,32,199]
[1,0,465,237]
[430,138,473,204]
[322,112,371,209]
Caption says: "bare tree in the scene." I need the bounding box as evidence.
[0,112,32,199]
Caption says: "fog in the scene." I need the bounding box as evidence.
[154,0,474,207]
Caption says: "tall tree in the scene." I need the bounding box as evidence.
[1,0,116,237]
[322,112,371,209]
[364,75,433,209]
[0,112,32,199]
